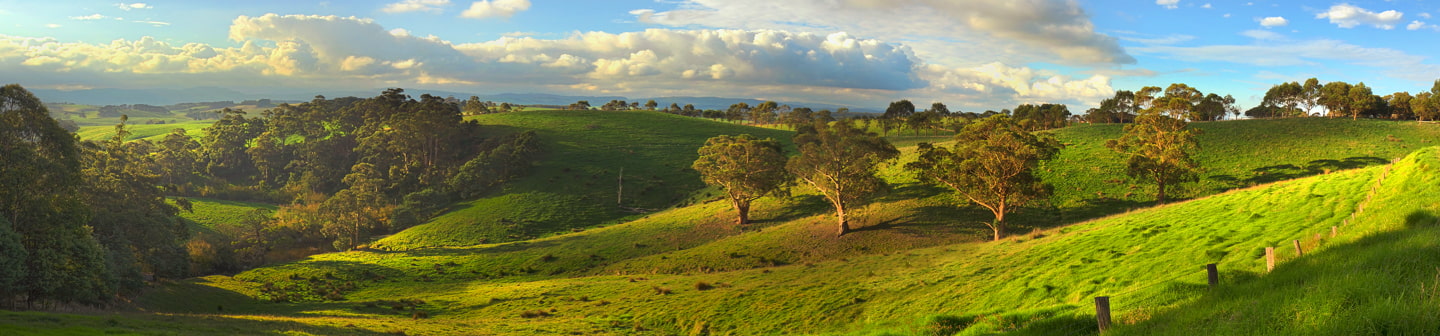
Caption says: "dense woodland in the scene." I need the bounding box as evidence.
[0,85,539,307]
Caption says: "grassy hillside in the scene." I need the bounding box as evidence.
[371,110,795,250]
[1043,118,1440,221]
[105,145,1439,335]
[170,197,278,234]
[75,121,212,142]
[1110,146,1440,335]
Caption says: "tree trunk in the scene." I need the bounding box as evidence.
[733,199,751,225]
[835,203,850,237]
[992,205,1007,241]
[1156,180,1167,204]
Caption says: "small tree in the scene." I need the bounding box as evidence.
[1105,114,1202,203]
[787,122,898,236]
[907,115,1061,241]
[692,135,789,225]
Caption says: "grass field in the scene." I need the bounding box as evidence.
[75,121,214,142]
[170,197,278,235]
[73,144,1432,335]
[371,110,796,250]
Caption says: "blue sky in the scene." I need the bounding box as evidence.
[3,0,1440,111]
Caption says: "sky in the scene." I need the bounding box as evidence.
[3,0,1440,111]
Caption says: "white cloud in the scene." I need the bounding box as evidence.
[1259,16,1288,27]
[116,2,151,11]
[45,24,61,29]
[69,14,107,20]
[0,13,1118,109]
[382,0,450,14]
[1117,34,1194,45]
[1421,13,1433,19]
[460,0,530,19]
[1407,20,1433,31]
[1202,3,1212,9]
[1317,4,1404,29]
[1156,0,1179,9]
[1224,13,1232,18]
[135,20,169,26]
[631,0,1135,67]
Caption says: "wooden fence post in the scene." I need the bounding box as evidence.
[1265,247,1275,272]
[1331,226,1338,238]
[1206,263,1219,288]
[1293,240,1304,257]
[1314,233,1323,243]
[1095,296,1111,333]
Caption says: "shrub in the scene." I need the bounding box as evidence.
[694,281,714,291]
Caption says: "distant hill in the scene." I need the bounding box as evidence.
[32,87,882,113]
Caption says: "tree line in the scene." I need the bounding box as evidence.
[694,84,1204,241]
[0,85,541,308]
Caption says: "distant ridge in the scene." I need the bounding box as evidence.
[31,87,881,112]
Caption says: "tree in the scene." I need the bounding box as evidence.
[645,100,658,111]
[1347,83,1379,120]
[1318,81,1353,118]
[80,118,190,291]
[1261,81,1304,118]
[692,135,789,225]
[0,84,111,305]
[907,115,1060,241]
[1388,92,1414,120]
[1414,92,1438,121]
[787,122,899,236]
[930,102,951,116]
[1151,83,1202,119]
[321,163,390,250]
[1105,114,1202,203]
[751,101,779,125]
[1300,78,1322,114]
[154,128,201,188]
[884,100,916,119]
[1192,94,1236,121]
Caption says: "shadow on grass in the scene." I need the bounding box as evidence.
[1211,156,1388,186]
[0,310,399,336]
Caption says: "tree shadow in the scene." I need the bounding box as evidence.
[1220,156,1390,186]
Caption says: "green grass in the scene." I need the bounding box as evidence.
[1041,118,1440,221]
[372,110,795,250]
[75,121,212,142]
[105,144,1439,335]
[170,197,278,235]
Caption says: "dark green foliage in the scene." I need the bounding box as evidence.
[1011,103,1070,130]
[0,217,26,301]
[80,118,191,291]
[0,84,112,306]
[1105,114,1202,203]
[908,115,1061,241]
[199,108,265,183]
[693,134,788,225]
[446,131,541,199]
[788,121,898,236]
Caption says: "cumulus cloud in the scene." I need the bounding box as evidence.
[116,2,151,10]
[1317,4,1403,29]
[460,0,530,19]
[1156,0,1179,9]
[1,13,1116,109]
[1407,20,1433,31]
[382,0,450,14]
[631,0,1135,66]
[1259,16,1288,27]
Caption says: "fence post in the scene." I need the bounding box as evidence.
[1331,226,1338,238]
[1293,240,1304,257]
[1095,296,1111,333]
[1314,233,1323,243]
[1265,247,1275,272]
[1206,263,1219,288]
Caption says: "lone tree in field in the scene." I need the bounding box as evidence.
[787,122,899,236]
[1105,113,1202,203]
[692,134,789,225]
[907,115,1061,241]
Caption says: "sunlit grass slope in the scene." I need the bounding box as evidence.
[120,145,1440,335]
[1109,146,1440,336]
[1043,118,1440,221]
[169,197,277,234]
[371,110,795,250]
[75,121,212,142]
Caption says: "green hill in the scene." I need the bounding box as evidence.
[170,197,278,234]
[371,110,795,250]
[75,120,212,142]
[110,148,1438,335]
